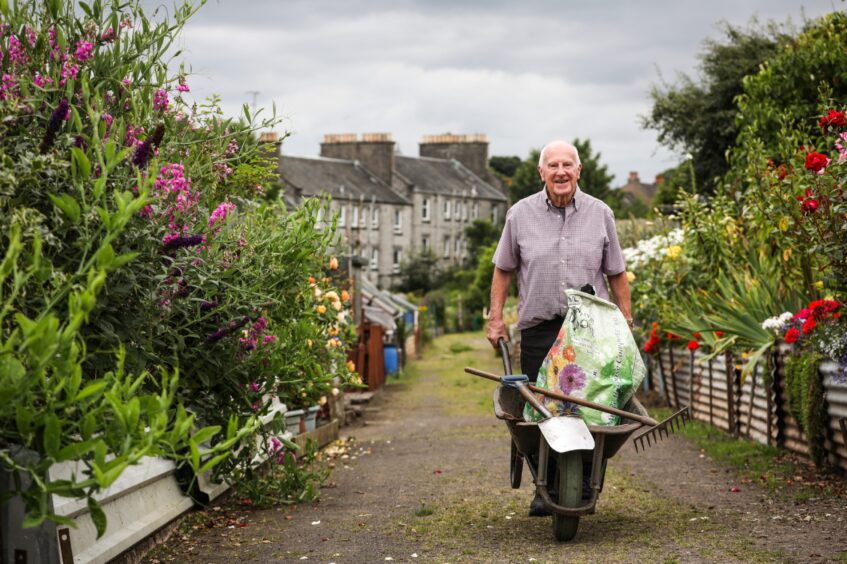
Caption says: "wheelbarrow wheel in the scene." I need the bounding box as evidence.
[510,440,523,489]
[552,451,582,542]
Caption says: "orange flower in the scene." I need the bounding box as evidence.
[316,305,327,314]
[563,346,576,362]
[329,257,339,270]
[341,289,350,302]
[308,276,316,283]
[347,360,356,372]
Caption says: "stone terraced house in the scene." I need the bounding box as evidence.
[276,132,508,289]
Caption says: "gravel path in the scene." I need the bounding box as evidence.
[145,332,847,563]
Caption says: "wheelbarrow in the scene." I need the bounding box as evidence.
[477,339,652,542]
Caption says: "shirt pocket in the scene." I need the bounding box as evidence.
[572,234,605,272]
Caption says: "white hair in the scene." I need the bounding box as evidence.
[538,141,581,167]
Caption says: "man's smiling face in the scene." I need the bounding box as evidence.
[538,143,581,206]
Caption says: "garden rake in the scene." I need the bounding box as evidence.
[464,367,691,452]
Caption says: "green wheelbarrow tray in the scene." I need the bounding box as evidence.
[493,384,648,517]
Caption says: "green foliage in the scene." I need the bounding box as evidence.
[644,20,789,194]
[232,439,329,507]
[488,155,521,178]
[571,137,614,202]
[507,149,542,203]
[395,248,442,294]
[0,0,354,531]
[784,352,826,466]
[463,219,499,265]
[733,12,847,172]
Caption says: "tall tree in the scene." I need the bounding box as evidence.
[572,137,614,201]
[489,155,522,178]
[643,20,789,194]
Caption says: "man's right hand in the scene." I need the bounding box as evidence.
[487,317,507,348]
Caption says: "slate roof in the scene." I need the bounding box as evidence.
[395,156,507,202]
[279,155,411,205]
[617,176,657,206]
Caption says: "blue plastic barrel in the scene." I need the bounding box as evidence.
[384,344,399,375]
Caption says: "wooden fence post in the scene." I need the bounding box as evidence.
[771,347,785,448]
[725,352,738,437]
[707,357,714,426]
[668,345,680,408]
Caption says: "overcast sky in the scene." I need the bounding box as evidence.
[172,0,840,186]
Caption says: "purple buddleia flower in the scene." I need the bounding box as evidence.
[200,300,219,312]
[163,234,204,250]
[40,98,69,153]
[205,316,249,344]
[132,123,165,168]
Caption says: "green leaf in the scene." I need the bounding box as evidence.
[112,252,139,269]
[190,441,200,471]
[197,452,230,475]
[76,380,107,402]
[87,497,108,538]
[0,0,9,17]
[95,206,111,228]
[49,193,81,223]
[71,147,91,180]
[44,414,61,458]
[95,244,115,269]
[22,512,47,529]
[190,425,221,446]
[57,440,97,462]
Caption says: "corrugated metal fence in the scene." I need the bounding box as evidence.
[650,344,847,472]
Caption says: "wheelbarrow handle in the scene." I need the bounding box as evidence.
[498,337,512,375]
[465,367,659,426]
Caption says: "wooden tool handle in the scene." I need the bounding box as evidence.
[464,367,658,426]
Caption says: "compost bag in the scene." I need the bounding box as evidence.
[523,289,646,426]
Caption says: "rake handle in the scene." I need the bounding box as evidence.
[464,367,659,426]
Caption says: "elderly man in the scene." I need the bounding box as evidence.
[487,140,632,515]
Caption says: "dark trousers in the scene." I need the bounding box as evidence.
[520,316,563,382]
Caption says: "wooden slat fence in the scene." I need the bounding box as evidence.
[654,343,847,472]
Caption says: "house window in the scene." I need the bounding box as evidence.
[443,236,450,258]
[492,205,499,224]
[421,236,429,252]
[359,206,367,227]
[371,206,379,228]
[455,236,461,256]
[443,199,451,220]
[351,205,359,228]
[337,205,346,227]
[393,208,402,233]
[461,203,468,221]
[422,197,431,222]
[392,248,402,273]
[371,247,379,270]
[472,202,479,219]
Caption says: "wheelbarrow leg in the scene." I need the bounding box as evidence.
[510,440,523,489]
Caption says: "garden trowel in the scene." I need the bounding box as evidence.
[501,374,595,454]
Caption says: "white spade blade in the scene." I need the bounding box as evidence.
[539,416,595,453]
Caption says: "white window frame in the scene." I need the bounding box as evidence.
[392,248,401,273]
[492,205,499,224]
[422,197,431,222]
[443,199,451,220]
[351,205,359,228]
[461,203,468,221]
[337,205,346,227]
[455,236,461,256]
[393,208,402,233]
[359,206,367,227]
[421,236,429,253]
[443,235,450,258]
[371,206,379,228]
[370,247,379,270]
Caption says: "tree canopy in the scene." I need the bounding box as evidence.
[643,20,789,194]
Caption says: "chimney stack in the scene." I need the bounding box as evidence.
[654,174,665,186]
[628,171,640,183]
[419,133,489,177]
[320,133,395,185]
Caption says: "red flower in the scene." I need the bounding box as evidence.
[801,198,820,213]
[686,340,700,351]
[715,331,724,338]
[804,152,829,173]
[784,327,800,344]
[802,317,817,335]
[793,308,811,321]
[819,109,847,129]
[776,164,789,181]
[667,332,677,340]
[692,332,701,338]
[643,336,660,354]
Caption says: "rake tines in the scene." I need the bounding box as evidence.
[633,406,691,452]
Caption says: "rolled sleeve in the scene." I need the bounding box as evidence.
[601,208,626,275]
[492,210,519,271]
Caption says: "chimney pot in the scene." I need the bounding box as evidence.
[628,171,640,183]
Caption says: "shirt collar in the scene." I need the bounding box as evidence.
[540,185,582,212]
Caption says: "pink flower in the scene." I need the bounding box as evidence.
[101,27,115,42]
[836,132,847,163]
[7,36,27,66]
[153,88,169,111]
[208,201,237,230]
[24,27,36,48]
[249,382,260,392]
[74,40,94,62]
[177,82,190,92]
[263,335,278,346]
[60,61,80,86]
